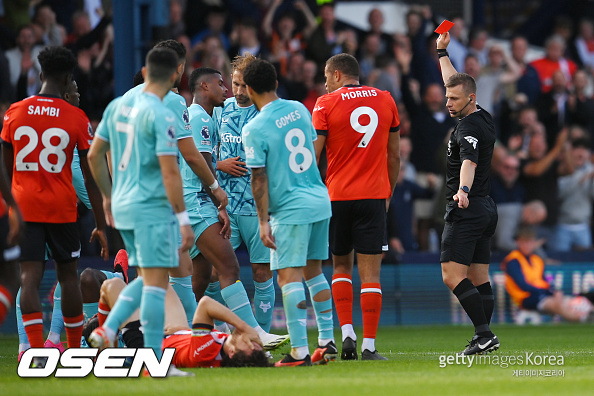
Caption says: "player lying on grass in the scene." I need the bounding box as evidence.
[86,276,271,368]
[16,249,129,359]
[501,225,594,322]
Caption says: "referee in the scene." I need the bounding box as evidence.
[436,32,499,355]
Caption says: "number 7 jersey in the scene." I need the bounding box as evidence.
[312,85,400,201]
[1,94,93,223]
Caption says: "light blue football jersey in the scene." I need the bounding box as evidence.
[242,99,331,225]
[181,103,217,198]
[95,92,178,229]
[71,148,91,209]
[125,84,192,140]
[217,97,258,215]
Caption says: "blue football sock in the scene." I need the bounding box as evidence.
[254,278,275,332]
[83,302,99,323]
[170,276,197,326]
[15,288,28,346]
[104,277,143,335]
[140,286,167,359]
[282,282,308,349]
[220,281,260,329]
[205,281,225,327]
[305,274,334,342]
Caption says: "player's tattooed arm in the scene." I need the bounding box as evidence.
[251,167,276,249]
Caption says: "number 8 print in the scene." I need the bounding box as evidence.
[351,106,378,148]
[284,128,313,174]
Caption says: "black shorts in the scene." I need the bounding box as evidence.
[0,215,20,264]
[20,222,80,263]
[330,199,387,256]
[440,196,498,266]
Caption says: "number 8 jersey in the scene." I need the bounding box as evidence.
[242,99,331,226]
[312,85,400,201]
[1,94,93,223]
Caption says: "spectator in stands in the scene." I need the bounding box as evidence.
[169,0,186,39]
[406,6,441,93]
[191,6,230,53]
[263,0,316,78]
[553,138,594,251]
[575,18,594,72]
[362,8,393,56]
[519,127,571,246]
[305,2,347,68]
[367,54,401,102]
[463,53,481,79]
[278,52,308,101]
[501,225,593,322]
[5,25,42,101]
[467,27,489,66]
[535,70,572,145]
[510,35,542,105]
[302,72,326,114]
[446,15,467,71]
[490,153,526,251]
[359,33,382,83]
[229,17,268,60]
[567,69,594,134]
[32,3,65,47]
[530,35,578,94]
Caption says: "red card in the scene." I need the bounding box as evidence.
[435,20,454,34]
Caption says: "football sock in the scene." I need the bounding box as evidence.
[362,338,376,352]
[83,302,99,323]
[332,273,353,330]
[0,285,12,326]
[205,281,226,327]
[22,312,44,348]
[104,277,144,337]
[291,346,310,360]
[98,301,110,326]
[361,282,382,345]
[170,276,197,327]
[121,320,143,348]
[254,278,275,332]
[453,278,493,338]
[15,289,29,346]
[341,324,356,342]
[476,282,494,325]
[63,313,84,348]
[140,286,166,359]
[220,281,260,329]
[281,282,308,349]
[305,274,334,344]
[48,284,64,342]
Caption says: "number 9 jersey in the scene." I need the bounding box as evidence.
[312,85,400,201]
[1,94,93,223]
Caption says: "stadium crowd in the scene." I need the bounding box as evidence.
[1,1,594,257]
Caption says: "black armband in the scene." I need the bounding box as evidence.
[437,49,449,58]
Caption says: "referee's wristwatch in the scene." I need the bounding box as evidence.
[459,186,470,194]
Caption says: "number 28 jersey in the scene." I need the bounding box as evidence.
[312,85,400,201]
[1,95,93,223]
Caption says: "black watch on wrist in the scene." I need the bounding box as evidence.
[459,186,470,194]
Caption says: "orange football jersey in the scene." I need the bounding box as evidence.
[1,95,92,223]
[312,85,400,201]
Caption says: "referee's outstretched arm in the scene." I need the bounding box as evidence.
[437,32,457,83]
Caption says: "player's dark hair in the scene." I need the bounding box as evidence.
[445,72,477,95]
[145,47,178,83]
[132,69,145,87]
[189,67,221,94]
[220,349,273,368]
[514,224,537,241]
[243,59,277,94]
[82,315,100,346]
[154,39,186,62]
[572,137,591,149]
[37,46,77,79]
[325,53,360,79]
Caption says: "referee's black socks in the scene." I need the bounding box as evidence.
[476,281,494,325]
[453,279,494,338]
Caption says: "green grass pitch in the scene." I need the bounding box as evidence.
[1,324,593,396]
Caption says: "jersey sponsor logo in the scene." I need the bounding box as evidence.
[193,339,215,357]
[313,106,324,112]
[464,136,478,149]
[221,132,242,144]
[17,348,175,378]
[201,126,210,140]
[340,89,377,100]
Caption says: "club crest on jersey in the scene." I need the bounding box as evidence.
[464,136,478,149]
[167,126,176,140]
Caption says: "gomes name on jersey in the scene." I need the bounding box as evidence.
[275,110,301,128]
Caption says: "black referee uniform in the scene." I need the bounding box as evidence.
[440,105,498,265]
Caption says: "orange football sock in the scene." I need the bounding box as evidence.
[361,283,382,339]
[332,273,353,326]
[22,312,44,348]
[64,314,84,348]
